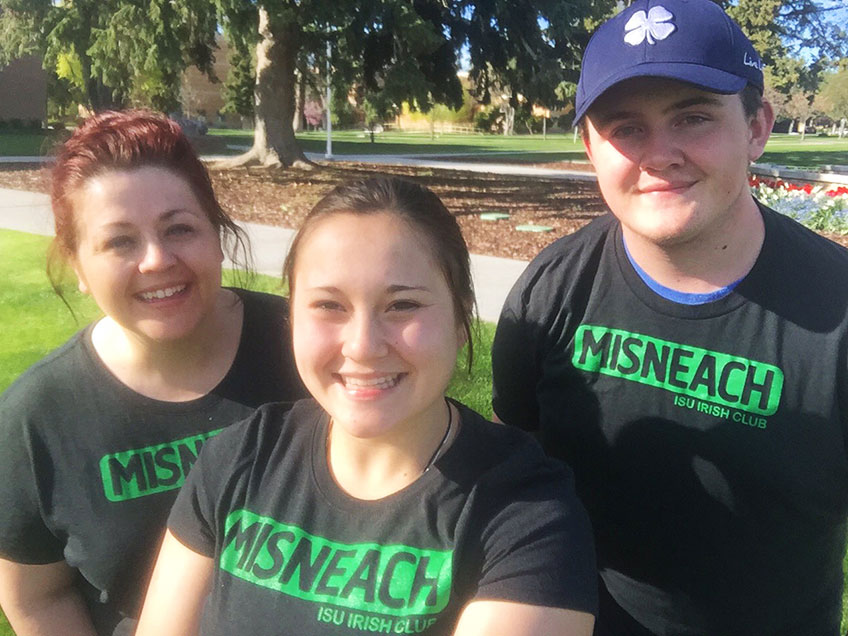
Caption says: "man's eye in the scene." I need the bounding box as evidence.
[611,125,641,139]
[681,114,709,126]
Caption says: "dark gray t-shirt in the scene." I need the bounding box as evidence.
[0,289,306,635]
[169,398,598,635]
[493,205,848,636]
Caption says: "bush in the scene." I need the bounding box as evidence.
[474,107,502,133]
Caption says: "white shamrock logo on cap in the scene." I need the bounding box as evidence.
[624,6,676,45]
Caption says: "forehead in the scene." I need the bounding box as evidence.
[71,166,205,231]
[587,77,738,122]
[294,212,442,282]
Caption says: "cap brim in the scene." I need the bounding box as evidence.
[575,62,748,123]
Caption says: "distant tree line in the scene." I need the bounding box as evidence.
[1,0,846,169]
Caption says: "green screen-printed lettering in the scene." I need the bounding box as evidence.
[573,325,784,416]
[99,428,223,502]
[220,509,453,616]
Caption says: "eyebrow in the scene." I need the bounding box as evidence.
[387,284,429,293]
[305,284,430,294]
[594,95,723,126]
[98,208,191,232]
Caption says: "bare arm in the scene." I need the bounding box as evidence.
[0,558,96,636]
[135,530,214,636]
[454,600,594,636]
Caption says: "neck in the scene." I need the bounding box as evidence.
[91,288,243,401]
[327,399,455,501]
[622,194,764,293]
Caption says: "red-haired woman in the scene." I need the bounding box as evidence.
[0,110,305,635]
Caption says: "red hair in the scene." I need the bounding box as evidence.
[48,110,249,288]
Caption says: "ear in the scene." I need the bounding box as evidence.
[70,259,90,295]
[581,121,597,166]
[747,99,775,163]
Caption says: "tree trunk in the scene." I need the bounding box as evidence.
[293,64,306,132]
[216,7,311,169]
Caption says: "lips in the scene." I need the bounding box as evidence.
[137,284,187,301]
[638,180,696,194]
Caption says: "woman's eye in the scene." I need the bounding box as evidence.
[104,236,135,251]
[166,224,195,237]
[316,300,345,312]
[388,300,421,312]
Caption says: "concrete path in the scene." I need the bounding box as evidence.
[0,187,527,322]
[206,149,599,182]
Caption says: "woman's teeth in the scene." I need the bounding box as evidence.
[342,375,401,390]
[139,285,186,301]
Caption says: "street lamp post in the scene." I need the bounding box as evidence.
[325,40,333,160]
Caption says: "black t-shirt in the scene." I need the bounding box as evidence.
[492,206,848,636]
[0,289,306,635]
[169,398,598,635]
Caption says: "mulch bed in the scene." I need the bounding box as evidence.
[2,160,845,258]
[0,161,607,261]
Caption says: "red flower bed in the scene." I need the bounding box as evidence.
[749,176,848,198]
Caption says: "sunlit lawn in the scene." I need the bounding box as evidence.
[3,127,843,169]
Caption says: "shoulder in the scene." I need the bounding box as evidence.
[525,214,616,277]
[0,329,91,413]
[750,205,848,317]
[447,404,567,486]
[197,398,318,467]
[230,288,289,316]
[760,204,848,268]
[505,214,616,311]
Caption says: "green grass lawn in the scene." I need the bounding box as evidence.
[3,127,847,169]
[211,129,848,168]
[0,129,67,157]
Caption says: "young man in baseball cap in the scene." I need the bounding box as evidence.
[492,0,848,633]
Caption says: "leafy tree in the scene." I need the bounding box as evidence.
[0,0,217,111]
[784,88,816,138]
[214,0,605,169]
[222,44,255,120]
[723,0,847,61]
[303,100,325,129]
[452,0,610,113]
[815,61,848,136]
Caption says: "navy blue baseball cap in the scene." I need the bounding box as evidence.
[575,0,764,123]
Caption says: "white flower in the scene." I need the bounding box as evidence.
[624,6,676,46]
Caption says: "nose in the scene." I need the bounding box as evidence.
[639,128,684,172]
[341,312,389,361]
[138,238,176,272]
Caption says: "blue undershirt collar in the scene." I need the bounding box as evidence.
[623,237,744,305]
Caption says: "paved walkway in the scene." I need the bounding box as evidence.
[0,187,528,322]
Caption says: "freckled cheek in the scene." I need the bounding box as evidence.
[292,319,342,373]
[394,319,459,364]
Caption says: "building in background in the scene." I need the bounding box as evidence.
[0,55,48,125]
